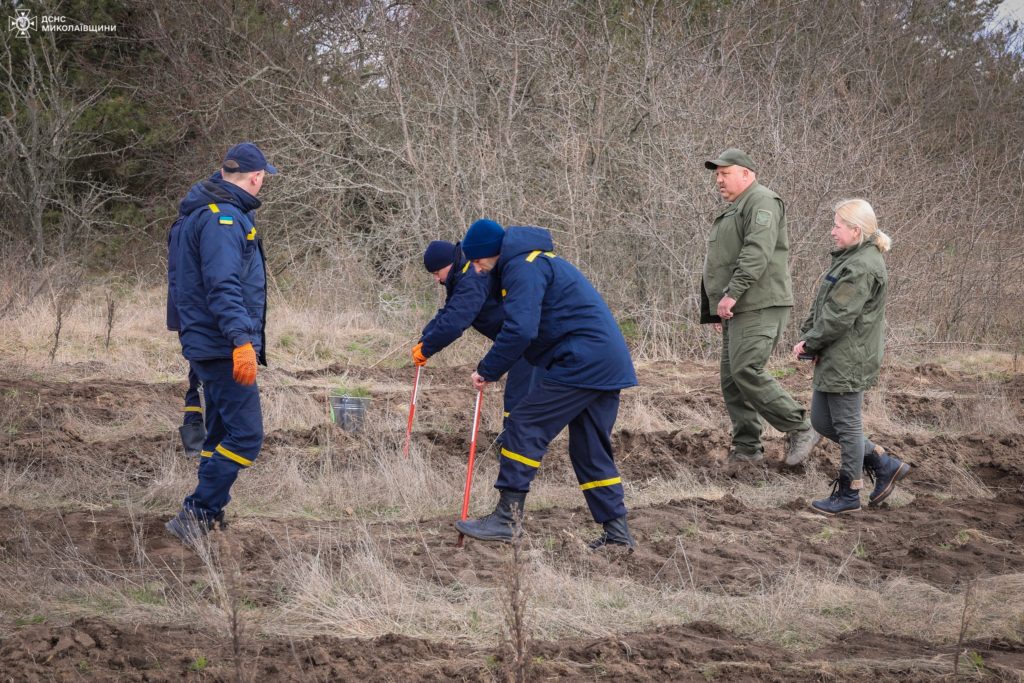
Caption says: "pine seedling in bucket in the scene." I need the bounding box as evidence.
[328,384,371,432]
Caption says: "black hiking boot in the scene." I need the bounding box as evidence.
[455,490,526,543]
[864,450,911,506]
[588,515,636,552]
[178,422,206,459]
[810,475,862,515]
[165,509,210,547]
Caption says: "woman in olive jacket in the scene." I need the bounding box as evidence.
[793,199,910,515]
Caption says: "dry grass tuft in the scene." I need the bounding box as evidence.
[270,521,497,639]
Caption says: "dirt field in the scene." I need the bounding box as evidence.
[1,354,1023,681]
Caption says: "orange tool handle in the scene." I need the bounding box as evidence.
[457,389,484,547]
[402,366,421,458]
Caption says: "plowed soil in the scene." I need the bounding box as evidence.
[1,358,1023,681]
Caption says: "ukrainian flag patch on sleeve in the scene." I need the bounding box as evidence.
[218,216,234,226]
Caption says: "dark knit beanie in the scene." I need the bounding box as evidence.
[423,240,456,272]
[462,219,505,259]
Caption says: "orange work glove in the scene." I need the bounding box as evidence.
[232,342,258,385]
[412,342,428,367]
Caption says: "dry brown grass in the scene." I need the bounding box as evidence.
[1,469,1020,657]
[2,285,1022,668]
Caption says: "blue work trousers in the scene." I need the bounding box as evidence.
[502,357,542,427]
[182,358,263,522]
[496,380,626,523]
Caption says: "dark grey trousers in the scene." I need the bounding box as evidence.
[809,390,879,481]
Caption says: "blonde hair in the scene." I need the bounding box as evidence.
[834,199,891,252]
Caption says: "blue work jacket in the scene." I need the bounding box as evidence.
[166,214,186,331]
[170,172,267,365]
[477,226,637,390]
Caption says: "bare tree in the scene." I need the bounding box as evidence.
[6,0,1024,353]
[0,27,124,265]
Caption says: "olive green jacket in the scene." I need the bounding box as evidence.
[800,237,888,392]
[701,182,794,322]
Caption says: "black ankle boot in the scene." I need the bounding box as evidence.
[455,490,526,543]
[588,515,636,551]
[810,474,862,515]
[165,508,209,546]
[864,451,910,506]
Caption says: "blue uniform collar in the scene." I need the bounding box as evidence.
[206,172,262,212]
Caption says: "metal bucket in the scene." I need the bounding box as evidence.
[329,395,370,431]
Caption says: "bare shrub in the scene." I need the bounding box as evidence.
[502,511,530,683]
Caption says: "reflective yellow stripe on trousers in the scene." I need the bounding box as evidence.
[500,447,541,468]
[215,444,254,467]
[579,476,621,491]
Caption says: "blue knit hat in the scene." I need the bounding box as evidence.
[462,219,505,259]
[423,240,456,272]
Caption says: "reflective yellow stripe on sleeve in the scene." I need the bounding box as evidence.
[462,261,471,273]
[215,444,254,467]
[579,476,622,491]
[200,450,213,458]
[208,204,220,213]
[246,227,257,240]
[502,411,510,417]
[500,447,541,468]
[183,406,203,413]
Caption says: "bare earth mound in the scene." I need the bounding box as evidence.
[1,358,1022,680]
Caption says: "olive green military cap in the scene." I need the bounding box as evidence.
[704,148,756,172]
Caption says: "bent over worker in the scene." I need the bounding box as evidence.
[414,240,536,433]
[165,142,277,545]
[455,219,639,550]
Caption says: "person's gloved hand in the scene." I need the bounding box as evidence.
[412,342,428,367]
[232,343,258,385]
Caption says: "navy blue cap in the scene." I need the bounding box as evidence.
[462,219,505,259]
[423,240,456,272]
[223,142,278,174]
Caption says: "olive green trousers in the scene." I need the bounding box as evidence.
[720,306,809,455]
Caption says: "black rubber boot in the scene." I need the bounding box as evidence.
[588,515,636,551]
[455,490,526,543]
[165,508,210,547]
[213,510,228,530]
[178,422,206,458]
[810,475,862,515]
[864,451,910,506]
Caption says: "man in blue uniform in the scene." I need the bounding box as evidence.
[413,240,536,429]
[165,142,277,545]
[454,219,639,550]
[167,216,205,458]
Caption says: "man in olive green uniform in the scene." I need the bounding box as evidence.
[700,148,817,464]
